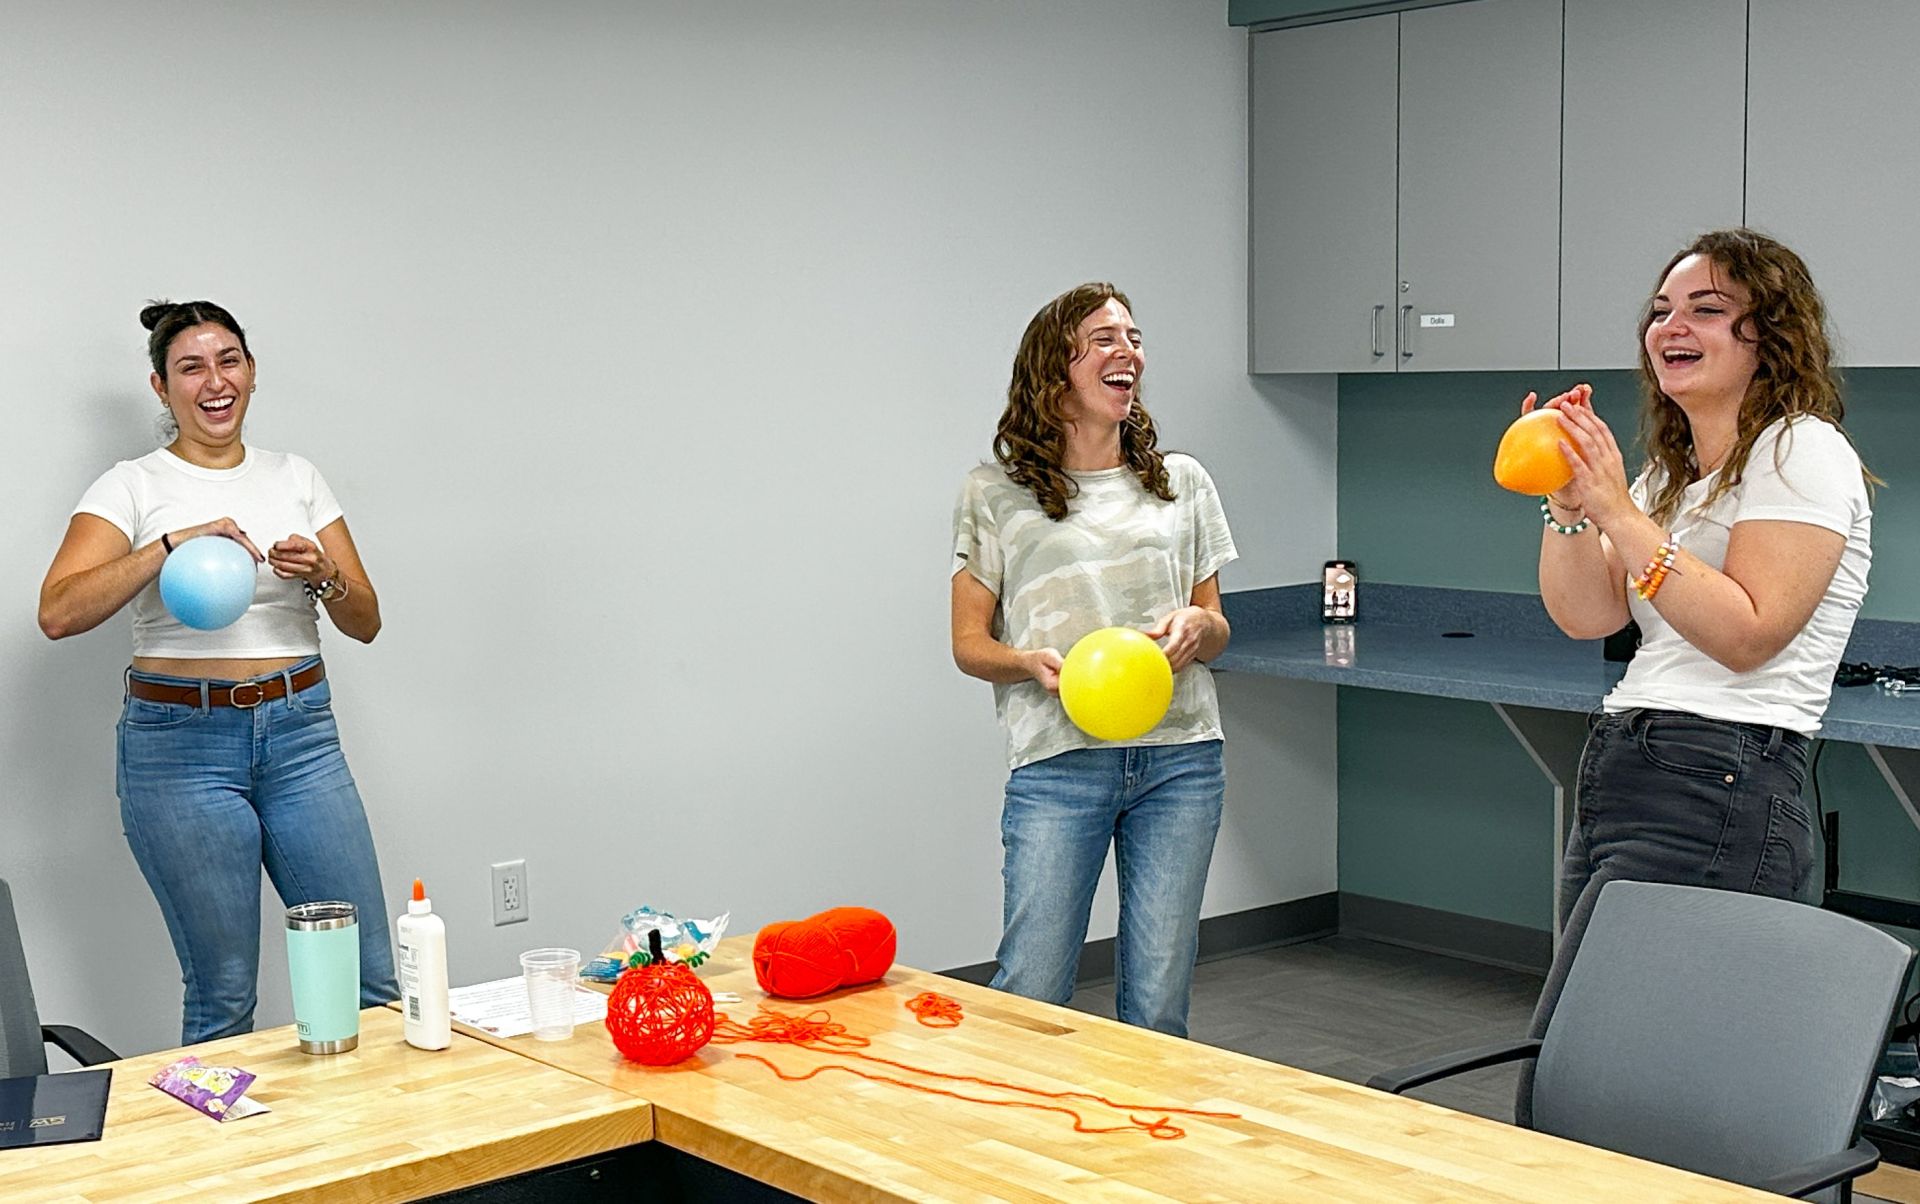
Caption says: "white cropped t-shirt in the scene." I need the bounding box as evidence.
[73,447,344,659]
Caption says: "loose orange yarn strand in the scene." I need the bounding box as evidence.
[713,1003,1240,1139]
[734,1054,1195,1138]
[712,1008,869,1049]
[905,991,963,1027]
[836,1046,1242,1122]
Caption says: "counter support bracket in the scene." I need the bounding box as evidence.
[1490,703,1589,948]
[1863,744,1920,837]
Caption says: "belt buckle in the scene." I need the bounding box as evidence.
[228,681,267,709]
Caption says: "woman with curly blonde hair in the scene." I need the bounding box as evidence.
[1514,229,1874,1123]
[949,283,1238,1037]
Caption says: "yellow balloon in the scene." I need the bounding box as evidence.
[1058,627,1174,742]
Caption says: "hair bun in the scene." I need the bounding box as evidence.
[138,300,175,332]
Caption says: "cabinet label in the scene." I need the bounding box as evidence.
[1420,313,1455,328]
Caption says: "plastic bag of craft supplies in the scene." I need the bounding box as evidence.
[581,906,728,982]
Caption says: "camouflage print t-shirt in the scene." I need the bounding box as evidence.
[951,453,1239,770]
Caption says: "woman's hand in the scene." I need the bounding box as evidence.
[1023,648,1064,695]
[1551,396,1636,531]
[172,518,265,563]
[1145,607,1211,672]
[267,534,336,584]
[1518,384,1631,526]
[1520,383,1589,509]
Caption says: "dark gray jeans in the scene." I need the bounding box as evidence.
[1516,707,1817,1126]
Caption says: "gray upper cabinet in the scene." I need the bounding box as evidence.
[1559,0,1746,371]
[1396,0,1560,372]
[1249,15,1398,374]
[1250,0,1562,374]
[1250,0,1920,373]
[1747,0,1920,367]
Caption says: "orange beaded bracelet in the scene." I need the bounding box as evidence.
[1632,539,1678,602]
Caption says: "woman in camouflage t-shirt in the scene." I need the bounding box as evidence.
[950,283,1238,1038]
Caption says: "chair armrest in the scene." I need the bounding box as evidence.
[1752,1137,1879,1198]
[1365,1038,1542,1095]
[43,1024,120,1067]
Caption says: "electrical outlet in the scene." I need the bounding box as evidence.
[491,859,529,925]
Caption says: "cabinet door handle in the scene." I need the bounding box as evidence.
[1399,305,1414,360]
[1371,305,1386,358]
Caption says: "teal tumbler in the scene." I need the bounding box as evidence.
[285,901,361,1053]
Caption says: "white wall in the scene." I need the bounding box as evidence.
[0,0,1338,1059]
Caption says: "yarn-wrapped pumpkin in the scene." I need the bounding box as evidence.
[753,906,896,999]
[605,954,715,1065]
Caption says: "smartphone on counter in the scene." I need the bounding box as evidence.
[1322,560,1357,624]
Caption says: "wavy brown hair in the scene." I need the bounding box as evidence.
[995,282,1173,521]
[1636,228,1875,526]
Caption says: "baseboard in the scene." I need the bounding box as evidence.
[939,892,1340,987]
[1337,893,1550,976]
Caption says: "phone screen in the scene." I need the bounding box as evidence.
[1322,561,1357,623]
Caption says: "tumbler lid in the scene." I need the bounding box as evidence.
[286,901,357,931]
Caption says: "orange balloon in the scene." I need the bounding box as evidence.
[1492,409,1574,495]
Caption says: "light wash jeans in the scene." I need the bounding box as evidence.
[991,739,1225,1037]
[117,657,399,1046]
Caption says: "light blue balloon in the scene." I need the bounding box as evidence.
[159,536,257,630]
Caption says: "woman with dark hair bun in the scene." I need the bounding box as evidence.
[1514,229,1874,1123]
[950,283,1237,1037]
[39,300,398,1045]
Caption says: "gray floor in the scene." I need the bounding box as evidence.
[1066,935,1900,1203]
[1068,935,1536,1122]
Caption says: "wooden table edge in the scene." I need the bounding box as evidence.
[259,1096,655,1204]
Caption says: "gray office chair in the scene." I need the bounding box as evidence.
[1368,881,1912,1201]
[1,876,118,1078]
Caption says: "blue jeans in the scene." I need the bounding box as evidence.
[117,658,399,1046]
[991,740,1225,1038]
[1516,708,1816,1125]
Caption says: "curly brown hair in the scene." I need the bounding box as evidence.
[1635,228,1875,526]
[994,283,1173,521]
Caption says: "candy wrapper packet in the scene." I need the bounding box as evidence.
[582,906,728,982]
[149,1056,268,1121]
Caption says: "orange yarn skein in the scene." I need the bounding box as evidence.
[753,906,897,999]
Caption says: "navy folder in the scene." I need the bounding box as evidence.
[0,1068,111,1150]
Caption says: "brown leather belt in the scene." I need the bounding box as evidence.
[126,662,326,709]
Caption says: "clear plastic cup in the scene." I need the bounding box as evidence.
[519,947,581,1041]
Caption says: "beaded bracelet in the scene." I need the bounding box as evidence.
[302,575,348,604]
[1540,497,1590,536]
[1632,539,1679,601]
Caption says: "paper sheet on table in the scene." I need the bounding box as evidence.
[447,977,607,1037]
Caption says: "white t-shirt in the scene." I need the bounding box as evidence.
[952,452,1239,770]
[1605,416,1872,734]
[72,447,344,659]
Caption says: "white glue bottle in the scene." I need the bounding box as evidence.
[397,877,451,1050]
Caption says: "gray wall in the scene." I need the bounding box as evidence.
[0,2,1338,1058]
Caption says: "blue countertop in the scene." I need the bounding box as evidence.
[1218,584,1920,750]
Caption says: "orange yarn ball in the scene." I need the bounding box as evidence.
[753,906,897,999]
[605,961,715,1065]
